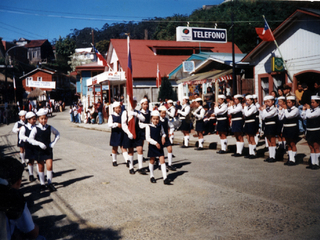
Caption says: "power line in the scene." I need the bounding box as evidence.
[0,21,46,39]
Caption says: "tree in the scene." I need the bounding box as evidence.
[54,36,76,73]
[95,40,110,55]
[158,77,177,101]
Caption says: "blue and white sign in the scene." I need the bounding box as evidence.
[176,26,227,43]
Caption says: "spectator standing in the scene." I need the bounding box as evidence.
[314,80,320,96]
[97,100,103,124]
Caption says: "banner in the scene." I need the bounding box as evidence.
[28,80,56,89]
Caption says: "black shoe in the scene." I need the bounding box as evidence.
[249,155,256,159]
[217,150,226,154]
[195,147,204,150]
[29,175,35,182]
[167,165,176,171]
[306,165,312,169]
[172,154,176,158]
[143,157,147,162]
[137,168,147,175]
[181,145,188,148]
[47,183,57,192]
[129,168,135,174]
[311,165,320,170]
[268,158,277,163]
[287,161,296,166]
[284,161,289,165]
[40,184,47,192]
[244,155,251,158]
[150,177,156,183]
[112,161,118,167]
[126,161,130,168]
[163,178,172,185]
[264,158,270,162]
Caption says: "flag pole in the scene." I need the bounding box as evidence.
[263,15,293,82]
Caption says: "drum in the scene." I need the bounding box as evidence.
[170,117,181,130]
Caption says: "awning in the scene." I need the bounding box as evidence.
[177,69,233,85]
[87,71,126,87]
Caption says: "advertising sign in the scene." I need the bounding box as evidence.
[183,61,195,72]
[28,80,56,89]
[176,26,227,43]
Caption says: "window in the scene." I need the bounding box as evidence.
[37,77,42,81]
[26,77,33,86]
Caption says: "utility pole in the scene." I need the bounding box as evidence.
[92,29,94,46]
[232,0,237,95]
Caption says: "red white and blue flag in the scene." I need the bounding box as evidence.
[126,36,136,139]
[255,17,274,42]
[156,63,161,88]
[93,45,110,68]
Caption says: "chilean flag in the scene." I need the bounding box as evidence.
[255,18,274,42]
[156,63,161,88]
[93,45,109,67]
[126,37,136,139]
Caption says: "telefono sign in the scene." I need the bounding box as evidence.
[176,26,227,43]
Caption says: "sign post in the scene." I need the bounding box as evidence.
[176,26,227,43]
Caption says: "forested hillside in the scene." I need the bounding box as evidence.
[54,1,320,55]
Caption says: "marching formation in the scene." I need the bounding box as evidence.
[108,93,320,182]
[12,109,60,192]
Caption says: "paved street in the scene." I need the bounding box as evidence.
[1,110,320,240]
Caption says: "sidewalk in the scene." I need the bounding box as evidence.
[71,120,310,164]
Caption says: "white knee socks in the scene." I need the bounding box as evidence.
[47,171,53,184]
[168,153,173,166]
[149,163,154,178]
[112,153,117,162]
[269,146,276,159]
[128,155,134,169]
[169,135,174,144]
[38,172,45,185]
[199,139,204,148]
[236,142,244,154]
[20,153,25,164]
[220,139,227,151]
[161,163,167,180]
[265,137,269,148]
[138,154,143,169]
[184,136,189,147]
[28,164,33,176]
[122,151,128,163]
[255,134,259,146]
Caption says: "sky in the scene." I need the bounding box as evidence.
[0,0,224,43]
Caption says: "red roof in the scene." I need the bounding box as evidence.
[25,39,48,48]
[110,39,242,79]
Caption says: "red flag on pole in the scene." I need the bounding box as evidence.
[126,36,136,139]
[156,63,161,88]
[92,45,113,70]
[255,17,274,42]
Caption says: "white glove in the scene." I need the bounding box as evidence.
[192,111,195,116]
[128,133,133,139]
[128,111,137,117]
[49,142,55,148]
[177,110,181,114]
[39,143,47,150]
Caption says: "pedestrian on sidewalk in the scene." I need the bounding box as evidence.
[166,100,176,144]
[215,95,229,154]
[108,102,125,167]
[192,98,206,150]
[177,96,191,148]
[260,95,278,163]
[301,95,320,170]
[228,94,244,157]
[69,106,74,122]
[29,108,60,192]
[159,106,176,171]
[146,110,172,185]
[279,96,299,166]
[12,110,27,166]
[243,95,258,159]
[19,112,37,182]
[97,100,103,124]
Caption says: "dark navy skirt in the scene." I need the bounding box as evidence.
[179,119,191,132]
[216,119,229,133]
[134,129,145,147]
[264,122,277,136]
[282,125,299,140]
[277,120,283,135]
[244,121,257,135]
[17,138,25,148]
[36,147,53,161]
[25,144,36,160]
[148,144,164,158]
[231,119,243,133]
[163,136,171,147]
[306,130,320,143]
[195,120,205,132]
[110,129,123,147]
[122,133,135,149]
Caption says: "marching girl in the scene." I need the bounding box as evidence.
[203,104,216,135]
[215,95,229,154]
[12,110,27,166]
[29,109,60,192]
[177,96,191,148]
[253,94,261,149]
[135,98,150,173]
[228,94,244,157]
[260,95,278,162]
[301,95,320,170]
[19,112,37,182]
[279,96,299,166]
[166,100,176,144]
[108,101,124,167]
[146,110,171,185]
[121,97,145,174]
[192,98,206,150]
[159,106,176,171]
[276,96,286,153]
[243,95,259,159]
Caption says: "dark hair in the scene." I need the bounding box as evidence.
[271,90,278,97]
[197,100,203,105]
[203,104,209,109]
[0,157,24,186]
